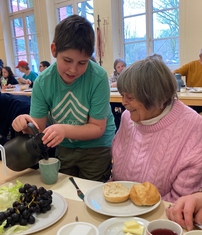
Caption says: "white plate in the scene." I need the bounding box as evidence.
[110,88,118,92]
[4,88,16,91]
[84,181,161,217]
[23,88,32,92]
[98,217,149,235]
[3,192,68,235]
[190,88,202,93]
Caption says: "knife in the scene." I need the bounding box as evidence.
[69,177,85,201]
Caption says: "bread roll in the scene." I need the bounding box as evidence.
[103,182,130,203]
[130,182,160,206]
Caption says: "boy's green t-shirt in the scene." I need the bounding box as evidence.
[30,61,116,148]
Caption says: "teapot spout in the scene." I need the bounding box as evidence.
[0,145,7,175]
[41,151,49,160]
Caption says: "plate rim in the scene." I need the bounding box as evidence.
[98,216,149,235]
[23,88,32,92]
[190,89,202,93]
[84,181,161,217]
[4,192,68,235]
[4,88,16,91]
[110,88,118,92]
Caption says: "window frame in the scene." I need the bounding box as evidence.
[7,1,39,73]
[118,0,179,69]
[54,0,93,23]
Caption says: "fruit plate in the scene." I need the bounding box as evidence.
[2,192,68,235]
[98,217,149,235]
[84,181,161,217]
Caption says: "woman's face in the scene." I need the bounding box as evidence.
[121,92,163,123]
[115,62,126,75]
[2,68,9,78]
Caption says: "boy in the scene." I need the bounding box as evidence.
[12,15,116,182]
[16,60,38,85]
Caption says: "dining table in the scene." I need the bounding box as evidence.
[0,161,189,235]
[1,84,32,97]
[110,90,202,106]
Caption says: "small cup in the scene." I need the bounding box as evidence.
[39,158,61,185]
[146,219,183,235]
[57,222,99,235]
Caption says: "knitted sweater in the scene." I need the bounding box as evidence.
[174,60,202,87]
[111,100,202,202]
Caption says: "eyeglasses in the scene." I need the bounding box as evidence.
[39,65,43,68]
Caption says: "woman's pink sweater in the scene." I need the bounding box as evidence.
[111,100,202,202]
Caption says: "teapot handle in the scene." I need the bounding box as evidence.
[27,123,39,136]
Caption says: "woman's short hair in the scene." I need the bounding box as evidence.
[113,58,126,70]
[117,57,177,109]
[53,14,94,57]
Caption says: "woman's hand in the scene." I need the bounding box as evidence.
[12,114,39,134]
[166,192,202,231]
[42,124,66,148]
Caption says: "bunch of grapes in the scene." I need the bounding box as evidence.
[0,184,53,228]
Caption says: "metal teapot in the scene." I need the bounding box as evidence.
[2,123,50,171]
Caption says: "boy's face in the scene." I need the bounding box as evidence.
[51,43,90,84]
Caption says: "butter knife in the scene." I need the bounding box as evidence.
[69,177,85,201]
[194,222,202,230]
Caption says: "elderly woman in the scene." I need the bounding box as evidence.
[111,57,202,202]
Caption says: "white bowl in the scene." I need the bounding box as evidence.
[57,222,99,235]
[146,219,183,235]
[184,231,202,235]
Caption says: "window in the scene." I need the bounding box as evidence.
[55,0,94,27]
[121,0,179,66]
[8,0,39,72]
[54,0,95,57]
[9,0,34,12]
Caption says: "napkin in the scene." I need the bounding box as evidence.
[50,176,103,201]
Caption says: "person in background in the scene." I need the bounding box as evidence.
[12,15,116,182]
[16,60,38,85]
[1,66,18,89]
[148,53,163,60]
[173,48,202,113]
[110,57,202,202]
[109,58,126,131]
[109,58,126,88]
[39,61,50,72]
[173,48,202,87]
[0,59,4,82]
[0,92,30,145]
[0,60,3,89]
[0,59,3,74]
[166,192,202,231]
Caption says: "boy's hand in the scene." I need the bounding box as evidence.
[12,114,39,134]
[42,124,65,147]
